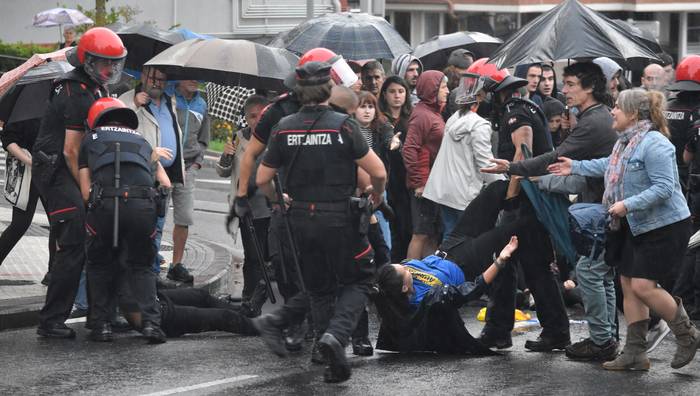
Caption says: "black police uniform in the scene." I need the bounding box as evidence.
[484,97,570,343]
[32,67,106,332]
[79,126,161,329]
[261,105,375,346]
[665,92,700,193]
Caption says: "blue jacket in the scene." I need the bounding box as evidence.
[571,131,690,236]
[404,255,465,306]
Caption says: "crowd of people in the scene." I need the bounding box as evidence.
[2,24,700,384]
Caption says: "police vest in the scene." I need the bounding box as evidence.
[86,126,153,177]
[276,109,356,202]
[665,97,700,169]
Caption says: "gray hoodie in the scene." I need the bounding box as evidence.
[391,54,424,106]
[423,110,505,210]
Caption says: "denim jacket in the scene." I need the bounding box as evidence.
[571,131,690,236]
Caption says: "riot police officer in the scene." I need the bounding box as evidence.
[252,61,386,383]
[474,62,571,351]
[79,97,171,343]
[33,27,127,338]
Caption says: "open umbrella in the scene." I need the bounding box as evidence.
[0,47,70,97]
[206,83,256,126]
[112,23,185,70]
[488,0,660,68]
[33,7,94,43]
[413,31,502,71]
[269,12,411,60]
[0,61,73,124]
[145,39,299,90]
[611,19,663,54]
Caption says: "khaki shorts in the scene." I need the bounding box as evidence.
[171,166,197,226]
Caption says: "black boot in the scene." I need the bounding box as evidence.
[318,333,351,383]
[142,321,167,344]
[252,314,287,357]
[351,337,374,356]
[37,323,76,339]
[284,322,304,352]
[90,323,113,342]
[524,334,571,352]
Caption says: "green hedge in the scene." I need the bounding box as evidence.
[0,41,55,72]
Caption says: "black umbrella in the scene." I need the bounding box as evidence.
[413,31,502,71]
[113,23,184,70]
[611,19,663,54]
[145,39,299,91]
[488,0,660,68]
[269,12,411,60]
[0,61,73,124]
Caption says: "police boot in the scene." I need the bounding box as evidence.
[90,323,113,342]
[284,322,304,352]
[311,337,326,365]
[351,337,374,356]
[142,321,167,344]
[222,310,259,336]
[668,297,700,369]
[252,314,288,357]
[603,319,650,371]
[318,332,351,383]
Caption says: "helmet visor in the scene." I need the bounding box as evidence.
[454,73,484,105]
[329,56,358,88]
[85,54,125,86]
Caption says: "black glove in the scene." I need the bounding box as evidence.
[225,196,251,234]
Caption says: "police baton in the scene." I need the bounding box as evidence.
[112,142,120,249]
[241,213,276,304]
[273,174,306,293]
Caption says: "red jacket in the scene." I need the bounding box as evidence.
[403,70,446,189]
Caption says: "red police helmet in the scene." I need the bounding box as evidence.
[467,58,527,93]
[297,48,357,88]
[668,55,700,92]
[77,27,127,64]
[87,97,138,130]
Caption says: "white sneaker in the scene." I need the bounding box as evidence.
[646,319,670,353]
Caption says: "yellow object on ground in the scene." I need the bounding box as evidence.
[477,307,532,322]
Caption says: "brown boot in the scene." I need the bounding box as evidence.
[602,319,650,371]
[668,297,700,369]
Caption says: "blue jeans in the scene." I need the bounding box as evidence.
[440,204,462,239]
[374,209,392,252]
[73,270,88,310]
[576,252,617,345]
[152,216,166,274]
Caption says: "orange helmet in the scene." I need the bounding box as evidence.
[87,97,138,130]
[468,58,526,93]
[668,55,700,92]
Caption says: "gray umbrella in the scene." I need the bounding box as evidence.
[113,23,185,70]
[145,38,299,90]
[413,31,502,71]
[269,12,411,60]
[488,0,660,68]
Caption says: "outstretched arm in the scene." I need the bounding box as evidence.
[482,236,518,284]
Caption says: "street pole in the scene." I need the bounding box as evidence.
[307,0,314,19]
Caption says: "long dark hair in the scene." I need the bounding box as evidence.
[356,91,387,131]
[373,265,413,330]
[378,76,412,121]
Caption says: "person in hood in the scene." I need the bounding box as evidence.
[403,71,449,259]
[391,54,423,106]
[514,63,543,106]
[423,73,504,236]
[593,57,623,104]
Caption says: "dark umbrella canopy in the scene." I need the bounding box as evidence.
[113,23,185,70]
[269,12,411,60]
[145,39,299,90]
[488,0,660,68]
[611,19,663,54]
[413,31,502,71]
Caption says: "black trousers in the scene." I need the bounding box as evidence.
[673,219,700,311]
[273,209,374,346]
[268,211,303,302]
[85,197,160,326]
[159,288,257,337]
[456,182,569,339]
[239,216,271,304]
[36,167,85,327]
[0,179,56,267]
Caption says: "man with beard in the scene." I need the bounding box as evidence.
[391,54,423,106]
[361,61,385,97]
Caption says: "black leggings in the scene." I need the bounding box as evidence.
[0,181,55,268]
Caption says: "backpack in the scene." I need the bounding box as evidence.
[568,203,609,260]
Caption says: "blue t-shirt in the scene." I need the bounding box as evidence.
[149,97,177,168]
[405,255,465,306]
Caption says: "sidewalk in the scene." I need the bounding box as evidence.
[0,202,244,331]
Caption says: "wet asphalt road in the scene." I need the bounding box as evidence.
[2,304,700,395]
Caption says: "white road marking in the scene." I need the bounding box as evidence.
[139,375,258,396]
[196,178,231,185]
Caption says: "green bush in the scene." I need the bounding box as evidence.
[0,41,55,72]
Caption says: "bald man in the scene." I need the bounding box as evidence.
[642,63,666,91]
[330,85,359,115]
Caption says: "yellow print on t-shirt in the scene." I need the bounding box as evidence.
[406,266,443,287]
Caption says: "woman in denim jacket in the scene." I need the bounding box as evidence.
[549,89,699,372]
